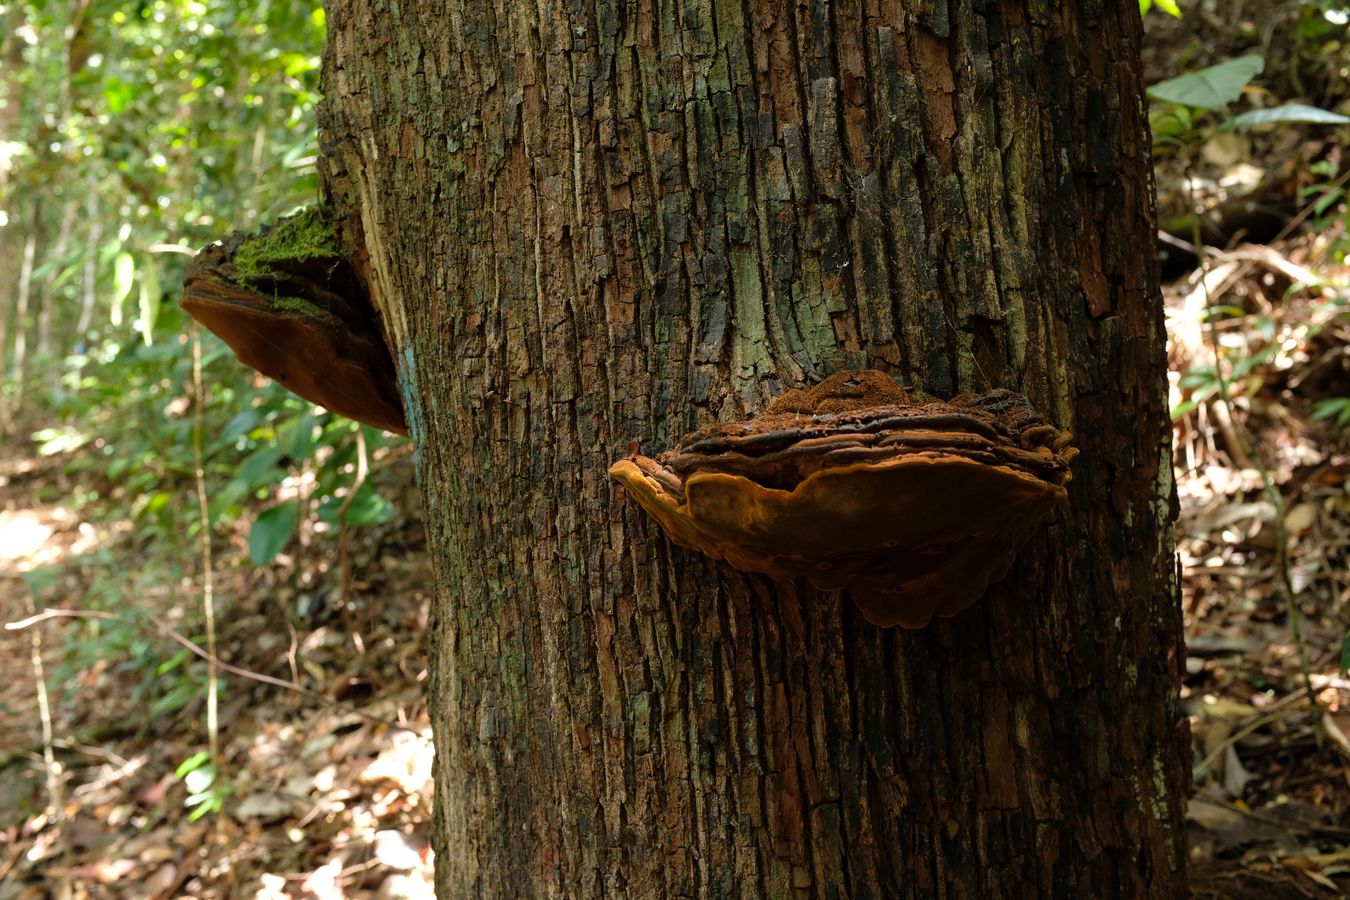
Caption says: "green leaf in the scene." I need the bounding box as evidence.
[1227,103,1350,129]
[1147,55,1264,110]
[340,485,394,527]
[186,792,222,821]
[176,751,212,778]
[316,483,395,527]
[235,444,284,492]
[1311,397,1350,427]
[103,76,136,115]
[218,409,264,444]
[1141,0,1181,16]
[1341,633,1350,677]
[248,501,300,565]
[155,648,190,676]
[1311,186,1344,219]
[286,410,317,460]
[151,680,198,716]
[111,251,136,327]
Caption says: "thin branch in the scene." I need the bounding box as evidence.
[4,607,404,727]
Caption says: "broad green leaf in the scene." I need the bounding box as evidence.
[248,501,300,565]
[1341,633,1350,676]
[1312,397,1350,426]
[235,444,284,491]
[218,409,265,444]
[111,251,136,327]
[286,410,317,460]
[316,484,395,527]
[340,485,394,527]
[1147,55,1264,110]
[155,648,190,676]
[1310,186,1344,219]
[1226,103,1350,129]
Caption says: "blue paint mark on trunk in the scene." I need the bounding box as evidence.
[397,345,423,471]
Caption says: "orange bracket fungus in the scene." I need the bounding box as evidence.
[609,370,1077,628]
[181,209,408,436]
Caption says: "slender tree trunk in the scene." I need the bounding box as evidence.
[36,199,79,379]
[74,183,101,340]
[320,2,1187,896]
[0,6,26,427]
[10,209,38,401]
[0,247,11,427]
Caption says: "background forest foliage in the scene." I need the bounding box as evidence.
[1,0,395,573]
[3,0,1350,895]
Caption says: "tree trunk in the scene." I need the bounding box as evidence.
[73,183,101,341]
[0,7,25,427]
[36,199,79,379]
[319,1,1188,896]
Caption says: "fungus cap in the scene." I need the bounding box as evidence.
[609,371,1076,627]
[182,234,408,436]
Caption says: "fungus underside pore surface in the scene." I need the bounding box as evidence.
[180,209,409,435]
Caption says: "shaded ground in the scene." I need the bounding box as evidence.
[0,427,436,898]
[1144,5,1350,895]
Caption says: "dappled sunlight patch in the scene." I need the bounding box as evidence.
[0,509,56,569]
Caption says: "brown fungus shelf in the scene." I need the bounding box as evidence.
[181,212,408,437]
[609,370,1077,628]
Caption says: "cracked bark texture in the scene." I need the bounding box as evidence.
[319,1,1188,896]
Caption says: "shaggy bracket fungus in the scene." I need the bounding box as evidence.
[609,370,1077,627]
[181,209,408,436]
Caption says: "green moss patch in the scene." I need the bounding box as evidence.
[270,295,337,324]
[233,207,339,280]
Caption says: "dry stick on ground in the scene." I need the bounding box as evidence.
[1186,183,1325,742]
[4,607,406,728]
[1192,689,1319,779]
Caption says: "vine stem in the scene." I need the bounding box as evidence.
[190,324,223,832]
[23,590,61,816]
[337,426,369,649]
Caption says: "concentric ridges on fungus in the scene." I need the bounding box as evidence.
[608,369,1078,628]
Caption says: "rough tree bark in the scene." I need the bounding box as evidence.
[318,1,1188,896]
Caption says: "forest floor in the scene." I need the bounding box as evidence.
[0,436,438,899]
[1144,5,1350,896]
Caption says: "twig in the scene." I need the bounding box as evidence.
[1193,706,1302,777]
[4,606,405,727]
[5,607,118,629]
